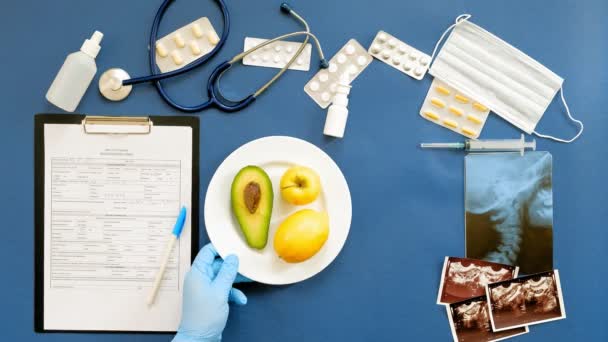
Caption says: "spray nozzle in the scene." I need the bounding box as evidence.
[80,30,103,58]
[90,31,103,44]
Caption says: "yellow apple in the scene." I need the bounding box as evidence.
[280,165,321,205]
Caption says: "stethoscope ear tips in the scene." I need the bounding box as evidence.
[319,59,329,69]
[280,2,293,14]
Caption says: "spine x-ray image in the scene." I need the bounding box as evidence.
[465,152,553,274]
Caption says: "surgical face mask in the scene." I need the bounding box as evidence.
[429,16,583,143]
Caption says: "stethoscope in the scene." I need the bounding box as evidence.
[98,0,328,112]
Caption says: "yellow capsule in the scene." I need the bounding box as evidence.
[173,33,185,48]
[462,127,476,136]
[207,31,220,45]
[443,119,458,129]
[448,106,463,117]
[191,23,204,38]
[455,94,469,104]
[189,41,201,55]
[155,42,168,58]
[435,86,451,96]
[423,111,440,121]
[473,102,488,112]
[430,98,445,109]
[171,50,183,65]
[467,114,482,124]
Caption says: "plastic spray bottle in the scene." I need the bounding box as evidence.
[46,31,103,112]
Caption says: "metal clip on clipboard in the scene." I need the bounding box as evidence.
[82,116,153,134]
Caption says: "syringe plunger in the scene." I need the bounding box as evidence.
[466,134,535,155]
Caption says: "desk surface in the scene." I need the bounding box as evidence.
[1,0,606,340]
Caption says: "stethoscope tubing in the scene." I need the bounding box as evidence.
[119,0,323,113]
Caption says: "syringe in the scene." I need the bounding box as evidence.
[420,134,536,156]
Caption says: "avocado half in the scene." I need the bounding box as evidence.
[231,166,273,249]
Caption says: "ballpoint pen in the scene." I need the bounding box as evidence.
[147,206,187,306]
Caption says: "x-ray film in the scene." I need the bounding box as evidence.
[465,152,553,274]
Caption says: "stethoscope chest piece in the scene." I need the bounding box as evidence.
[99,68,132,101]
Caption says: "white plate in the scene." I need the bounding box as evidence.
[204,136,352,285]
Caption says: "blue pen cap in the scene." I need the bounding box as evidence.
[172,207,187,237]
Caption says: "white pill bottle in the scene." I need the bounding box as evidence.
[324,74,351,138]
[46,31,103,112]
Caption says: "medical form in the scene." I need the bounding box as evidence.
[36,117,196,332]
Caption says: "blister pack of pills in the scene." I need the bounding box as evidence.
[155,17,220,73]
[419,78,490,138]
[304,39,373,108]
[242,37,311,71]
[368,31,431,80]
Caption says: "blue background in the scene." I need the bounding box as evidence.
[1,0,606,340]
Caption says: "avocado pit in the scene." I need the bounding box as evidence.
[244,181,261,214]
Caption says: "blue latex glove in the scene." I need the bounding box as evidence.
[173,243,248,342]
[212,259,252,284]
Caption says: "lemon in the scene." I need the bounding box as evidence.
[274,209,329,263]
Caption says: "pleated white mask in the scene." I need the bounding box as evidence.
[430,16,583,143]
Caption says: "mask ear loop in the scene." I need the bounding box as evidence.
[429,14,472,66]
[532,87,584,143]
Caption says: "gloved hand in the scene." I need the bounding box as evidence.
[212,258,252,284]
[173,243,248,342]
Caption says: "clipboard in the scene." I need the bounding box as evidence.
[34,114,200,333]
